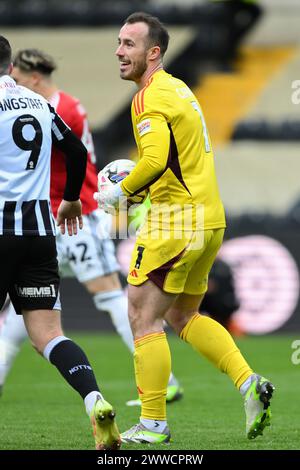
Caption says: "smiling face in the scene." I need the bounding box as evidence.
[116,22,153,83]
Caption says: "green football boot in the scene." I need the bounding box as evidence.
[90,397,121,450]
[244,374,275,439]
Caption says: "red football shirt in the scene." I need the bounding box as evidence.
[49,90,98,217]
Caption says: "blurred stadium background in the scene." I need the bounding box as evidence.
[1,0,300,451]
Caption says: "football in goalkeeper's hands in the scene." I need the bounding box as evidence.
[97,159,147,207]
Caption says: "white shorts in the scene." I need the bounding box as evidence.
[56,209,119,283]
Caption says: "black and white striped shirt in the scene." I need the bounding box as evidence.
[0,75,70,236]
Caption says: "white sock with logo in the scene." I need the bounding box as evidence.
[0,301,28,386]
[93,290,134,352]
[240,374,256,396]
[0,301,28,344]
[84,391,105,417]
[140,418,167,433]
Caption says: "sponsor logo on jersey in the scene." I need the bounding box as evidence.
[137,119,151,136]
[15,284,56,298]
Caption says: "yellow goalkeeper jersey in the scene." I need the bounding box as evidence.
[121,69,226,230]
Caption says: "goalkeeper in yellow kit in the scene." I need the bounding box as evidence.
[94,11,274,444]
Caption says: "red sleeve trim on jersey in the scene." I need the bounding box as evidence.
[133,94,139,115]
[133,77,153,116]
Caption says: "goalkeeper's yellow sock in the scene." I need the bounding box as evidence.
[134,332,171,421]
[180,314,253,389]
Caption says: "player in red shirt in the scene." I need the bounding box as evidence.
[50,90,98,220]
[0,48,182,404]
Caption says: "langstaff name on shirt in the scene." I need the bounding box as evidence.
[0,97,44,111]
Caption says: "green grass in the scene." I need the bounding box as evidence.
[0,333,299,450]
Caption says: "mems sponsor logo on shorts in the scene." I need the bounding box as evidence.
[15,284,56,298]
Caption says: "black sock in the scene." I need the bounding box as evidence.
[49,339,100,399]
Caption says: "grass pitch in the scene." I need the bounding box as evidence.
[0,333,299,450]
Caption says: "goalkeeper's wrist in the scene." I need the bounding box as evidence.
[120,181,131,197]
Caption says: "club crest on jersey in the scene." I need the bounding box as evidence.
[137,119,151,136]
